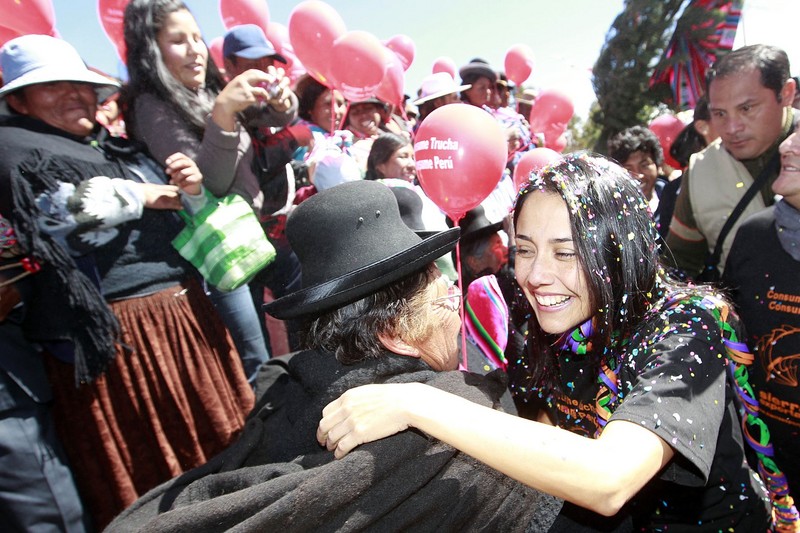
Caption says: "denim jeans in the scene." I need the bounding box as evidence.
[251,235,304,352]
[206,282,270,383]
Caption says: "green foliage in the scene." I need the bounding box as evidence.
[590,0,687,153]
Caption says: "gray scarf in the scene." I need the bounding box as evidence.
[775,199,800,261]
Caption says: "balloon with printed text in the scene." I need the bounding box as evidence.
[414,105,506,221]
[97,0,128,61]
[329,30,386,102]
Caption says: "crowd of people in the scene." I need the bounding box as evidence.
[0,1,799,531]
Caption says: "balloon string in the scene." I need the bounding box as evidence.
[338,99,350,132]
[451,215,468,370]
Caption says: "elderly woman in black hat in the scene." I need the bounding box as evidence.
[459,58,498,109]
[0,34,254,529]
[107,179,562,531]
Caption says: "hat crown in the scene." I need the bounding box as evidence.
[1,34,87,86]
[287,181,423,287]
[222,24,279,59]
[418,72,460,99]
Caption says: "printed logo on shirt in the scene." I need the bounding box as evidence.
[758,389,800,429]
[758,325,800,387]
[765,289,800,316]
[551,389,598,438]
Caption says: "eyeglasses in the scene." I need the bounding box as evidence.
[430,283,462,312]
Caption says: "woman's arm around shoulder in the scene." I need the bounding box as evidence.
[318,382,673,516]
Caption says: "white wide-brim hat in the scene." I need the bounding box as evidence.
[413,72,471,106]
[0,35,120,101]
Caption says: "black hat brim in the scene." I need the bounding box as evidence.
[263,227,460,320]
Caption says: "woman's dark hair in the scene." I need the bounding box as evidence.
[122,0,225,138]
[606,125,664,167]
[365,133,409,180]
[304,267,432,364]
[511,152,666,392]
[295,74,329,123]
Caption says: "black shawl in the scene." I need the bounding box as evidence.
[107,351,562,532]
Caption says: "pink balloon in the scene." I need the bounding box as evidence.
[649,114,685,169]
[288,0,346,87]
[375,46,405,108]
[504,44,534,86]
[546,132,568,153]
[384,34,414,71]
[330,31,386,102]
[528,89,573,135]
[266,21,290,54]
[512,147,561,190]
[415,104,506,220]
[0,0,56,35]
[97,0,128,62]
[431,56,457,79]
[0,25,23,49]
[219,0,269,33]
[208,36,225,71]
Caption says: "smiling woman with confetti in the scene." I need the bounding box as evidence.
[317,152,778,531]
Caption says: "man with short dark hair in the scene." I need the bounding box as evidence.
[222,25,311,353]
[666,44,797,278]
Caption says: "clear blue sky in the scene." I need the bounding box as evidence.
[49,0,627,118]
[19,1,800,118]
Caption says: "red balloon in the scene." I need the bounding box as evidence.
[546,132,568,153]
[219,0,269,33]
[266,21,290,54]
[0,0,55,35]
[649,114,686,169]
[512,147,561,190]
[504,44,534,86]
[431,56,457,79]
[528,89,573,135]
[0,25,23,49]
[97,0,128,62]
[414,105,506,220]
[288,0,346,87]
[330,31,386,102]
[375,46,405,108]
[384,34,414,71]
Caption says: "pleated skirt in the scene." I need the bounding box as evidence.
[45,281,255,529]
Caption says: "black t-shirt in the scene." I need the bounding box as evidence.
[725,206,800,499]
[542,293,769,531]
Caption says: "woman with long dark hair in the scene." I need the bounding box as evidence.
[318,153,773,530]
[122,0,302,372]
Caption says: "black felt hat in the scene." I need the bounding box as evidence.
[263,181,460,319]
[458,58,498,85]
[389,186,436,238]
[447,205,502,244]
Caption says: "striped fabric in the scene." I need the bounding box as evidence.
[173,193,276,291]
[464,275,509,371]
